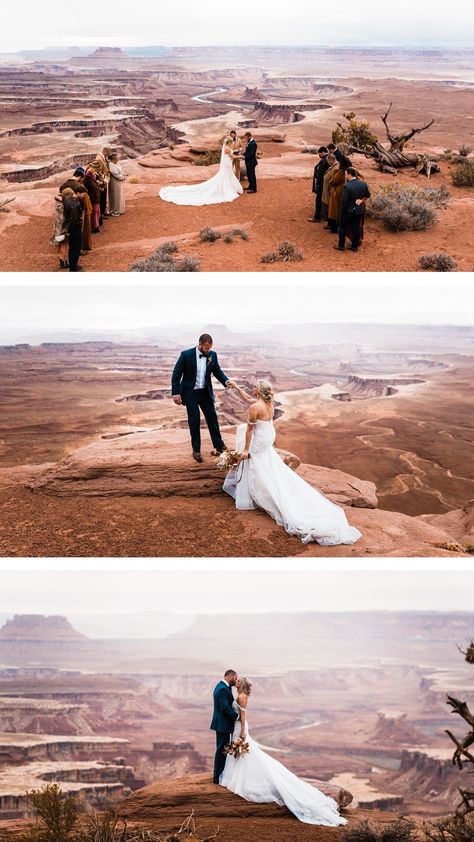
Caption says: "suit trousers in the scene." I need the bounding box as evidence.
[99,186,107,221]
[314,186,326,220]
[214,730,231,783]
[338,212,362,249]
[185,388,225,454]
[246,161,257,191]
[68,224,83,272]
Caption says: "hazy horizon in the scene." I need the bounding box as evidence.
[1,571,474,618]
[1,286,473,343]
[3,0,473,53]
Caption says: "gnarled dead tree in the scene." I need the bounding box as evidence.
[348,102,438,176]
[0,197,16,212]
[445,642,474,817]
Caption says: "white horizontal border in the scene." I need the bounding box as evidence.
[0,271,473,287]
[0,557,472,572]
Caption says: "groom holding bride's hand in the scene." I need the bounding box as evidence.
[172,333,234,463]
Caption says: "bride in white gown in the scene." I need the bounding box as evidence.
[220,677,347,826]
[159,137,243,206]
[223,380,361,546]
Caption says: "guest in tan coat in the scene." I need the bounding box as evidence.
[321,153,338,221]
[327,156,352,234]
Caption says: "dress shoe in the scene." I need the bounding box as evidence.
[192,451,203,463]
[333,245,345,251]
[246,189,257,193]
[348,246,359,252]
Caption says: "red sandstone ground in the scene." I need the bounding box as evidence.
[1,160,473,273]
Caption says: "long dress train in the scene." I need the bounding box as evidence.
[220,701,347,826]
[223,420,361,546]
[159,142,243,206]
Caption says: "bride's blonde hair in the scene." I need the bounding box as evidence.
[238,676,252,695]
[255,379,274,404]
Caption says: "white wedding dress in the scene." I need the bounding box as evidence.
[220,701,347,826]
[159,141,243,206]
[223,421,361,545]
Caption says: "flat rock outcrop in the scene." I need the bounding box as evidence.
[418,500,474,547]
[118,772,351,826]
[26,427,375,507]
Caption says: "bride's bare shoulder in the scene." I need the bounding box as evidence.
[237,692,249,708]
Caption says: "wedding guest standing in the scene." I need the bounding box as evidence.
[59,166,85,193]
[229,130,243,180]
[50,191,69,269]
[327,142,344,163]
[309,146,329,222]
[243,132,258,193]
[107,152,126,215]
[93,146,111,221]
[63,185,84,272]
[326,156,352,234]
[84,164,102,233]
[334,167,371,253]
[321,153,338,222]
[81,186,93,252]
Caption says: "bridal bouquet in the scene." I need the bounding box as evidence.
[224,737,250,758]
[215,449,242,472]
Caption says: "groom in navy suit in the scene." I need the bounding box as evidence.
[172,333,233,462]
[244,132,258,193]
[210,669,239,784]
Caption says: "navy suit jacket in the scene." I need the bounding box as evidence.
[210,680,238,733]
[244,139,258,167]
[340,178,371,217]
[171,347,228,405]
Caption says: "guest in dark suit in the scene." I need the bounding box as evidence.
[334,167,371,252]
[243,132,258,193]
[309,146,329,222]
[172,333,233,462]
[327,142,344,163]
[210,670,239,784]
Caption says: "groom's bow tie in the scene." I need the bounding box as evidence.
[199,353,209,359]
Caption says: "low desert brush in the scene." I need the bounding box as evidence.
[424,814,474,842]
[451,160,474,187]
[369,183,448,232]
[343,817,419,842]
[129,245,199,272]
[199,227,221,243]
[418,253,457,272]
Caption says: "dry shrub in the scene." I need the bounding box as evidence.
[461,641,474,664]
[457,143,473,158]
[278,240,303,261]
[223,233,234,243]
[25,783,78,841]
[230,228,250,241]
[194,149,221,166]
[129,245,199,272]
[199,227,221,243]
[451,160,474,187]
[369,183,444,232]
[418,253,457,272]
[343,818,419,842]
[424,814,474,842]
[129,176,140,184]
[260,251,278,263]
[301,146,319,154]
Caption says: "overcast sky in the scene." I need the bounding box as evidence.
[2,0,473,51]
[0,286,472,341]
[0,570,473,615]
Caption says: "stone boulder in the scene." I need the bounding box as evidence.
[418,500,474,548]
[299,464,378,508]
[26,428,304,499]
